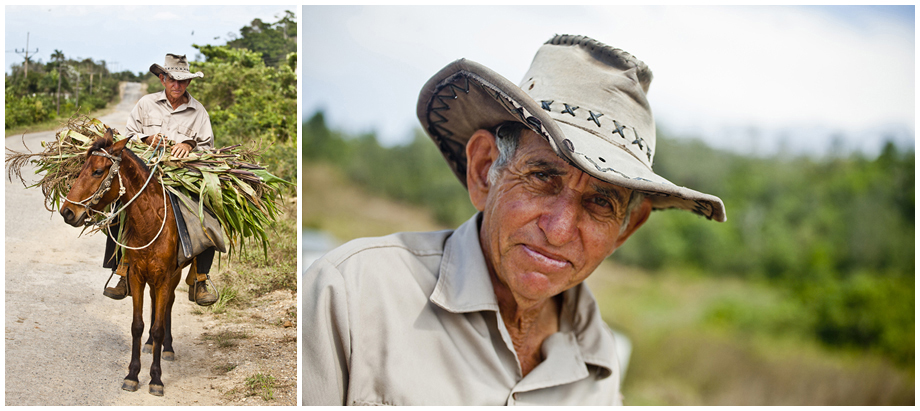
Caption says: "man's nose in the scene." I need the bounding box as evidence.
[537,191,580,246]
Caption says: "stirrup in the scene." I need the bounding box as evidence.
[189,275,220,306]
[102,270,130,300]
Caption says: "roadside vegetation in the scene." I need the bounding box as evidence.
[302,110,914,405]
[5,54,142,135]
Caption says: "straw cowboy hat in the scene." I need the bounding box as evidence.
[417,34,727,222]
[149,53,204,81]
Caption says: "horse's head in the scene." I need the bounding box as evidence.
[60,128,131,227]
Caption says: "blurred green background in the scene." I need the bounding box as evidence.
[302,110,914,405]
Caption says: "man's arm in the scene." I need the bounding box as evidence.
[124,101,152,144]
[302,257,351,405]
[191,111,214,151]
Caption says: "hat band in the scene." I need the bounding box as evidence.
[539,100,654,165]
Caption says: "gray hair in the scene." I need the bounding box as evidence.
[487,122,645,233]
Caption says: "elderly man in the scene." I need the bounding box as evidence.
[303,34,726,405]
[102,53,218,306]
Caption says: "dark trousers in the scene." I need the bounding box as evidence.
[103,225,215,274]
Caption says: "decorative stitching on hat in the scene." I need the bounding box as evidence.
[632,135,645,151]
[611,120,626,139]
[546,101,655,168]
[587,111,604,127]
[541,100,553,111]
[562,103,579,116]
[427,74,475,176]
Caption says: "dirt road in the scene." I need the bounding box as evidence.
[5,84,296,405]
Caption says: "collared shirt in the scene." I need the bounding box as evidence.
[302,213,623,406]
[125,90,214,150]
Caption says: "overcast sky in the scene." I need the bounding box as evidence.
[302,5,914,157]
[5,5,294,75]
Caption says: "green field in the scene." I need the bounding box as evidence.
[301,157,914,406]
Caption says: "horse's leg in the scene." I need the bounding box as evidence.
[143,286,155,354]
[161,269,182,362]
[147,276,172,396]
[122,276,146,392]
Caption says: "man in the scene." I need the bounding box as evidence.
[303,34,726,405]
[102,53,218,306]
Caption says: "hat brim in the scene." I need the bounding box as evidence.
[417,58,726,222]
[150,64,204,81]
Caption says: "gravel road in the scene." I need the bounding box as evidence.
[5,83,225,405]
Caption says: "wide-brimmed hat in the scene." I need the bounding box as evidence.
[149,53,204,81]
[416,34,726,222]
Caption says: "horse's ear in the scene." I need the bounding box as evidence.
[111,136,130,153]
[104,128,115,142]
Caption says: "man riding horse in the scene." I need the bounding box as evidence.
[103,53,218,306]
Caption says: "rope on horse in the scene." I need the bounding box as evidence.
[67,137,172,251]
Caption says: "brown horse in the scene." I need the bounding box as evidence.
[60,129,188,396]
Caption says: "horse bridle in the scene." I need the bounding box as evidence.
[63,148,127,211]
[72,144,170,251]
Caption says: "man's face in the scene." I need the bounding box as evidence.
[475,130,644,306]
[160,75,190,103]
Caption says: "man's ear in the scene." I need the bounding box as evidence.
[466,129,499,212]
[613,197,652,249]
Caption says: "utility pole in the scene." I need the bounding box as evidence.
[52,50,64,116]
[14,32,38,78]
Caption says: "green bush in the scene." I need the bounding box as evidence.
[190,44,297,184]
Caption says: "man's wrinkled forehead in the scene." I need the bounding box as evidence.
[517,130,631,202]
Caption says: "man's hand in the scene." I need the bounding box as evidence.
[147,133,167,148]
[171,142,193,159]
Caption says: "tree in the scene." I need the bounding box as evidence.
[226,10,296,68]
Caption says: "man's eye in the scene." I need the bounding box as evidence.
[533,171,550,181]
[592,197,611,208]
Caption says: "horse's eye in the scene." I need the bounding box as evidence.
[92,168,105,177]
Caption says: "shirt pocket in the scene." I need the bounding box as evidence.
[141,116,164,134]
[176,125,197,141]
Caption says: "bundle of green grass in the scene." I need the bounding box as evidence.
[6,116,292,256]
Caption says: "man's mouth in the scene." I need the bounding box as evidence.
[522,245,569,270]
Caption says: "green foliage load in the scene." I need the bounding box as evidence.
[6,116,292,256]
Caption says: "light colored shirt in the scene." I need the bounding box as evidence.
[302,213,623,406]
[125,90,214,150]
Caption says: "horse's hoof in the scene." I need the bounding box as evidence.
[122,379,139,392]
[142,343,152,354]
[149,384,164,396]
[163,351,175,361]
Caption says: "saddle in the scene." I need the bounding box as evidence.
[168,190,227,266]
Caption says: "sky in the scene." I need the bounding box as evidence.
[302,5,915,157]
[5,5,294,76]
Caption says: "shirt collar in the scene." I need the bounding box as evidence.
[429,212,617,379]
[155,89,198,111]
[429,213,498,313]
